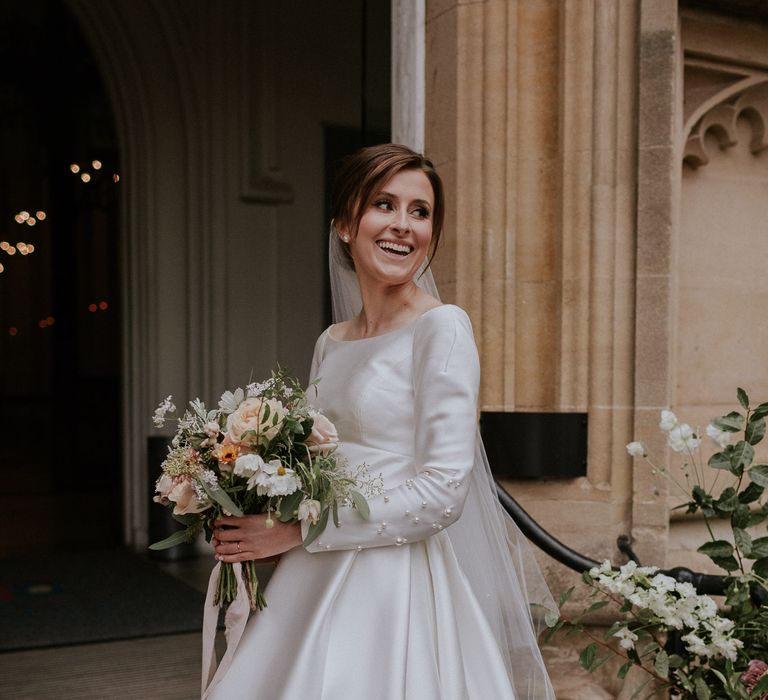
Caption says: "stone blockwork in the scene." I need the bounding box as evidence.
[425,0,768,695]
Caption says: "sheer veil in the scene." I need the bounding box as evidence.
[329,228,556,699]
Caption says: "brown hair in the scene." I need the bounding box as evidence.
[330,143,445,268]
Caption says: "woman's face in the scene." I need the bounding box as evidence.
[343,168,434,290]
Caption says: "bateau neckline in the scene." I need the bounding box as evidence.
[326,304,452,343]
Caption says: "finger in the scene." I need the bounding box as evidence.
[216,552,254,564]
[215,528,240,542]
[211,537,220,547]
[214,516,240,528]
[215,541,246,556]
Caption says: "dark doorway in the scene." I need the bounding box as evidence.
[0,0,122,554]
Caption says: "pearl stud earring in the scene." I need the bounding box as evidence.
[342,234,350,242]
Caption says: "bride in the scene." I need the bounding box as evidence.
[203,144,555,699]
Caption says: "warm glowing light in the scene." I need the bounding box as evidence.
[14,214,24,224]
[20,211,29,220]
[0,242,8,250]
[9,327,18,336]
[47,316,54,324]
[70,163,80,173]
[0,263,4,273]
[38,319,47,328]
[27,244,35,253]
[113,174,120,183]
[36,211,46,220]
[88,303,97,312]
[26,217,36,226]
[7,247,16,255]
[92,160,102,170]
[81,173,91,183]
[99,301,108,311]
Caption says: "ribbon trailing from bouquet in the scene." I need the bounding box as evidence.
[201,562,250,698]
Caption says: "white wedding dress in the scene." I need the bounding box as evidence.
[205,305,537,699]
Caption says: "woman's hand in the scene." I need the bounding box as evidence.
[212,514,302,564]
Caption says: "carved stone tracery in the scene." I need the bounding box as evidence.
[684,80,768,168]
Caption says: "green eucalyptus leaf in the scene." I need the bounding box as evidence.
[713,411,745,433]
[172,513,199,525]
[739,481,765,504]
[734,527,753,557]
[148,528,191,550]
[653,649,669,680]
[749,464,768,488]
[752,556,768,579]
[746,418,766,446]
[302,507,330,548]
[278,491,303,522]
[262,402,270,422]
[737,387,750,410]
[544,608,560,628]
[746,511,767,528]
[752,674,768,697]
[708,450,733,471]
[694,676,711,700]
[731,441,755,473]
[200,480,244,517]
[579,643,597,671]
[697,540,734,558]
[349,490,370,520]
[750,536,768,559]
[584,600,610,615]
[668,654,684,668]
[751,402,768,421]
[332,498,340,528]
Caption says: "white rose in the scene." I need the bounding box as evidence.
[659,410,678,432]
[233,453,265,478]
[226,397,288,447]
[204,421,220,439]
[626,441,646,458]
[706,423,731,449]
[306,412,339,456]
[298,499,322,525]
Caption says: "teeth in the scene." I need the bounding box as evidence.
[377,241,412,254]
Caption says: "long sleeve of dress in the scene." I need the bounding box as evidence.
[303,307,481,553]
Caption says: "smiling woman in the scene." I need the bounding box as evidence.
[202,144,555,700]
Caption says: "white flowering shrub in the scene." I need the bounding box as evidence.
[545,389,768,699]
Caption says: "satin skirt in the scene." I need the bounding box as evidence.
[205,533,517,699]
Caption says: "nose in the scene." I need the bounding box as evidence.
[391,208,410,235]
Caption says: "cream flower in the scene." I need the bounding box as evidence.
[153,473,174,504]
[706,423,731,449]
[298,499,322,524]
[247,459,301,497]
[667,423,701,453]
[613,627,639,650]
[306,412,339,456]
[168,478,210,515]
[226,397,288,447]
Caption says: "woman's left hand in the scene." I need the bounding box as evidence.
[212,514,302,563]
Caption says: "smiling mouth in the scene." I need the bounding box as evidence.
[376,240,413,256]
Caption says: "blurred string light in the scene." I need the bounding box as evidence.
[70,160,119,184]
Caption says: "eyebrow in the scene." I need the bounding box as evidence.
[378,191,433,208]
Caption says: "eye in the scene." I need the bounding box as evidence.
[374,199,393,211]
[412,207,431,219]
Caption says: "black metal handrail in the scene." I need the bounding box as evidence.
[495,480,766,603]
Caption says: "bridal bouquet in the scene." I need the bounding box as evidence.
[150,368,373,611]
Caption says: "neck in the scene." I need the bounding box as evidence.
[355,279,423,336]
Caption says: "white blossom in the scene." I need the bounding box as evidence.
[218,387,245,413]
[298,499,322,524]
[706,423,731,449]
[667,423,701,453]
[626,441,646,458]
[247,459,301,497]
[589,559,613,578]
[234,453,265,479]
[659,410,678,432]
[613,627,639,650]
[153,395,176,427]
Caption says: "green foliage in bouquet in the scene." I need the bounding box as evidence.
[544,389,768,699]
[149,367,380,611]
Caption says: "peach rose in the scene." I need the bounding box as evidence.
[226,397,288,447]
[168,478,210,515]
[153,473,174,505]
[305,412,339,456]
